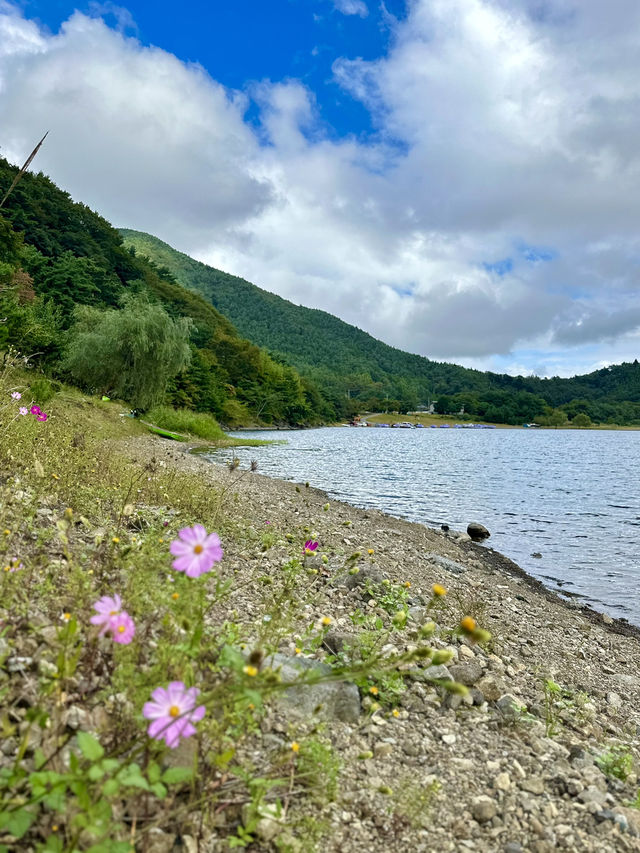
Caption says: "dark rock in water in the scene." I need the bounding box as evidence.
[531,552,542,558]
[467,522,490,541]
[440,524,450,532]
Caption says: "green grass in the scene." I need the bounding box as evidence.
[145,405,229,441]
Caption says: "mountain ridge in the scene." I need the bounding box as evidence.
[120,229,640,425]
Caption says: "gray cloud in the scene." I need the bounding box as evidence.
[553,305,640,345]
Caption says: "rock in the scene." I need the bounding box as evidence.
[342,566,384,590]
[449,662,484,686]
[267,653,360,723]
[374,742,393,758]
[458,645,475,660]
[146,829,176,853]
[7,656,34,673]
[408,664,453,683]
[256,817,282,842]
[467,522,491,541]
[322,630,355,655]
[494,772,511,791]
[496,694,524,718]
[520,776,545,795]
[577,786,607,806]
[602,613,614,625]
[471,795,497,823]
[441,733,456,745]
[424,553,467,575]
[163,736,197,770]
[606,691,623,707]
[65,706,89,730]
[477,674,508,702]
[504,844,523,853]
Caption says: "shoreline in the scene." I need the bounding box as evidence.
[112,432,640,851]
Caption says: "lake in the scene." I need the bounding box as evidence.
[201,427,640,624]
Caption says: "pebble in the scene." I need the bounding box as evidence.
[441,733,456,745]
[494,772,511,791]
[520,776,545,795]
[471,795,497,823]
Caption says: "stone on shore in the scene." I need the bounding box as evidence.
[467,521,491,541]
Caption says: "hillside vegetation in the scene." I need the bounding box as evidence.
[0,157,328,427]
[121,231,640,426]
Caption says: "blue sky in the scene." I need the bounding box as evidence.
[1,0,640,377]
[21,0,406,137]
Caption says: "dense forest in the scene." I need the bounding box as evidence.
[0,157,330,426]
[121,231,640,426]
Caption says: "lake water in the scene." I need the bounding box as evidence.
[201,427,640,624]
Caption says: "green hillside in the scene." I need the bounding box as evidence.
[121,229,640,426]
[0,157,327,426]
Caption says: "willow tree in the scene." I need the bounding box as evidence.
[64,293,192,410]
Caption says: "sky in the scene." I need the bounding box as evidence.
[1,0,640,378]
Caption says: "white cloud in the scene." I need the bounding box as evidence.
[1,1,640,377]
[332,0,369,17]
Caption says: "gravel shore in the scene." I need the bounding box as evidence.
[120,434,640,853]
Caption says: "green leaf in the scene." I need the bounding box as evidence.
[77,732,104,761]
[150,782,167,798]
[161,766,193,785]
[102,779,119,796]
[0,808,35,839]
[40,835,63,853]
[147,761,161,784]
[88,764,105,781]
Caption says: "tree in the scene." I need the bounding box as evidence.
[64,293,192,410]
[548,409,568,428]
[571,412,592,428]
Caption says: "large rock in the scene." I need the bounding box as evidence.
[424,553,467,575]
[267,653,361,723]
[449,662,484,686]
[467,522,491,541]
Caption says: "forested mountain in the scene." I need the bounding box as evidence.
[0,157,328,426]
[121,230,640,425]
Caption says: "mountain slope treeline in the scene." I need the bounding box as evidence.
[121,230,640,426]
[0,157,328,426]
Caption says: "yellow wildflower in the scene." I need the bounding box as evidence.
[460,616,477,633]
[290,741,300,753]
[432,584,447,597]
[243,665,258,677]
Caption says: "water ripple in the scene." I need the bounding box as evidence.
[202,427,640,625]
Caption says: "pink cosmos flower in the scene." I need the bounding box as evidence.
[90,594,123,635]
[110,611,136,645]
[304,540,318,554]
[11,392,21,400]
[142,681,205,748]
[36,412,47,422]
[169,524,223,578]
[30,405,41,415]
[19,407,28,416]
